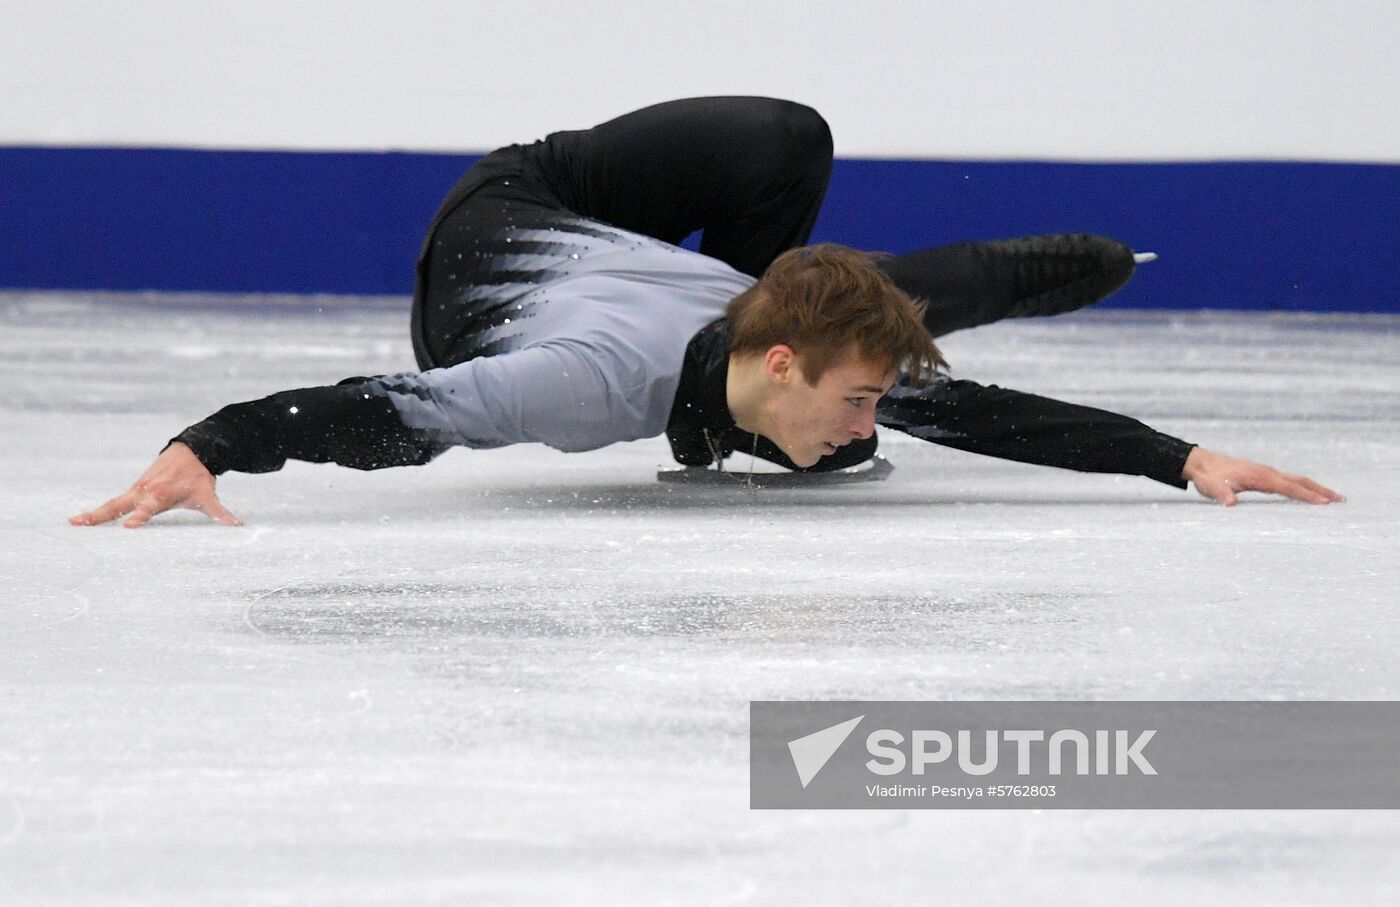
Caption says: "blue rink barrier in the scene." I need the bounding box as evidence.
[2,146,1396,312]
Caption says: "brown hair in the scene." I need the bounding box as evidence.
[726,243,946,385]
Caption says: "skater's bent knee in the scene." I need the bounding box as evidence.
[772,100,833,172]
[730,98,831,177]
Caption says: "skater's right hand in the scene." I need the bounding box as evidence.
[69,442,243,528]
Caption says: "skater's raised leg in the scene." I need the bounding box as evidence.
[531,95,834,277]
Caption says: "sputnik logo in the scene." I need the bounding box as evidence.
[787,715,864,788]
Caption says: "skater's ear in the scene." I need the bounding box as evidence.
[761,344,799,385]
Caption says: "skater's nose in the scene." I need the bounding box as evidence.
[847,408,876,440]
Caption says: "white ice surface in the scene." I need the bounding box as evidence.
[2,291,1398,905]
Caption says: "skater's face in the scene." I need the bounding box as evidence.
[763,346,896,468]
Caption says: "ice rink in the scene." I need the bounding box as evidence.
[3,290,1398,905]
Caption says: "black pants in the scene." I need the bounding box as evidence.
[413,96,1009,371]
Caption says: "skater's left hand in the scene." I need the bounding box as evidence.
[1181,447,1344,506]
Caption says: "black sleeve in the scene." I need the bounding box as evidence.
[876,377,1196,488]
[170,377,450,476]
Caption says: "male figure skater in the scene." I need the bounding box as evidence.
[70,97,1342,528]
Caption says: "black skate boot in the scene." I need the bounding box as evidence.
[975,233,1137,319]
[880,232,1146,337]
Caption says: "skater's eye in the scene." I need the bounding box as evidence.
[847,397,868,407]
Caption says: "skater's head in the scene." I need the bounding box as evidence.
[727,243,944,384]
[725,244,944,467]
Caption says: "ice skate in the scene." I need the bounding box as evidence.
[657,453,894,487]
[975,232,1143,319]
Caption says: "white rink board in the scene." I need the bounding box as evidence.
[3,0,1398,161]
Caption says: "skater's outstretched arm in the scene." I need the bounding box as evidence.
[67,376,447,527]
[69,344,620,527]
[877,377,1342,504]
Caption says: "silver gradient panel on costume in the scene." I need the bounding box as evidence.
[383,217,755,452]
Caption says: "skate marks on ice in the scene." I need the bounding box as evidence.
[240,584,1086,646]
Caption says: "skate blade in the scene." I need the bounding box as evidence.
[656,454,894,488]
